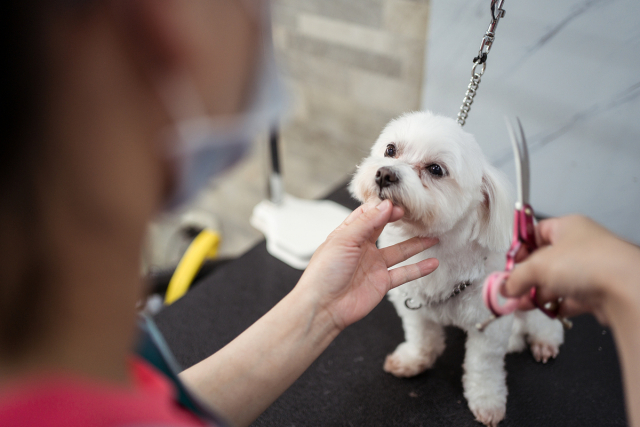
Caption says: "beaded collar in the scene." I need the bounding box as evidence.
[403,280,473,310]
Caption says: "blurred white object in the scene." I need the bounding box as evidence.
[141,294,164,316]
[251,195,351,270]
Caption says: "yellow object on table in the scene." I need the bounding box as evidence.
[164,229,220,305]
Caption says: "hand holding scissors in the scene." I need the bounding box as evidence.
[477,118,573,332]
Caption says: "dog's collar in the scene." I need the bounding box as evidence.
[403,280,472,310]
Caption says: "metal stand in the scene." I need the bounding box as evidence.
[251,128,351,269]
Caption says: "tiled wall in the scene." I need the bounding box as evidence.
[272,0,430,198]
[145,1,432,266]
[422,0,640,244]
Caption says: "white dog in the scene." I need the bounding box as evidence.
[349,111,563,426]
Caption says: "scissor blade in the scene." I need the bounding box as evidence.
[505,117,530,208]
[515,118,530,205]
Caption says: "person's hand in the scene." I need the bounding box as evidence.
[504,215,640,324]
[296,199,439,331]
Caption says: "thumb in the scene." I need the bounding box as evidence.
[504,252,546,298]
[341,199,394,245]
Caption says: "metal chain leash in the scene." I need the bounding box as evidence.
[457,0,506,126]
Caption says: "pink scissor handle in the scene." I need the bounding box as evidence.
[483,271,519,316]
[529,287,561,318]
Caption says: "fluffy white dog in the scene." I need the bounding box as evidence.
[349,111,564,426]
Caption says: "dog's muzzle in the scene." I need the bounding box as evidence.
[375,167,399,189]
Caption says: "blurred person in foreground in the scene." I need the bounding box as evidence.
[0,2,438,426]
[0,1,638,427]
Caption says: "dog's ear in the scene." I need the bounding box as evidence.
[477,164,513,252]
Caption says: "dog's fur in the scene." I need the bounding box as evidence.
[349,111,563,426]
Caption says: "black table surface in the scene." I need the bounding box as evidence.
[154,185,627,427]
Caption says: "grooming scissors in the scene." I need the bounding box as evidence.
[476,118,572,331]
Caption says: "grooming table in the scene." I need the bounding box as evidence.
[153,184,627,427]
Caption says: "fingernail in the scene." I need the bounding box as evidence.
[376,199,391,211]
[424,258,439,271]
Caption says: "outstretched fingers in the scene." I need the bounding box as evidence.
[381,236,439,268]
[388,258,439,289]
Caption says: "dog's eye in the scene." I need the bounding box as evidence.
[384,144,396,158]
[427,164,444,177]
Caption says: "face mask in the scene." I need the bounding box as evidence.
[160,3,286,210]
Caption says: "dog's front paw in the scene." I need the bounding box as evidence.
[522,310,563,363]
[530,340,559,363]
[468,398,506,427]
[383,342,439,377]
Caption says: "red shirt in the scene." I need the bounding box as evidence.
[0,358,211,427]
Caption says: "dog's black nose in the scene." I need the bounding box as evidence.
[375,167,399,189]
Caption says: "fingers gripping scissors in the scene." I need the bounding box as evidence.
[476,118,572,332]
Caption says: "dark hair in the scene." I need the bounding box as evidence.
[0,1,50,359]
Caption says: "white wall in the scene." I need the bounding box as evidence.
[421,0,640,244]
